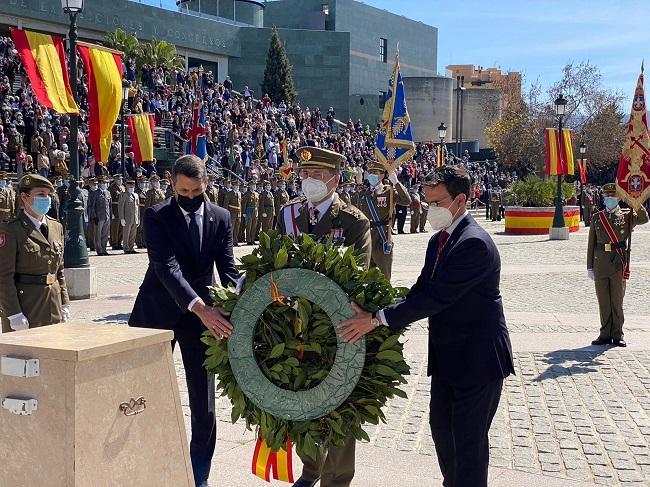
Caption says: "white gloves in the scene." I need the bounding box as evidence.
[587,269,594,281]
[9,313,29,331]
[62,304,71,322]
[388,171,399,185]
[235,274,246,295]
[121,219,126,226]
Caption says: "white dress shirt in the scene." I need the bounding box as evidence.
[24,209,47,232]
[307,193,335,222]
[179,202,205,312]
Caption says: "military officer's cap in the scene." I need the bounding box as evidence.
[160,178,169,184]
[112,173,123,179]
[125,179,136,185]
[602,183,617,196]
[297,146,345,171]
[18,174,55,192]
[88,178,98,184]
[149,174,160,181]
[367,161,387,173]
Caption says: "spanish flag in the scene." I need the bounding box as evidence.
[251,437,294,483]
[10,29,78,114]
[127,114,155,163]
[545,128,574,176]
[78,43,123,163]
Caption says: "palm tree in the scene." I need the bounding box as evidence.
[104,29,139,60]
[136,39,185,71]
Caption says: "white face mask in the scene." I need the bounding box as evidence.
[427,197,461,231]
[301,176,333,204]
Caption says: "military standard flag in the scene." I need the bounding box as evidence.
[616,65,650,210]
[10,28,78,114]
[127,114,155,163]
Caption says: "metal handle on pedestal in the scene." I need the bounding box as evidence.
[119,396,146,416]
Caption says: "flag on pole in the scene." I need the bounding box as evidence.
[375,47,415,172]
[545,128,574,176]
[78,43,123,162]
[616,64,650,210]
[577,158,588,184]
[185,103,207,161]
[127,114,155,163]
[10,28,78,114]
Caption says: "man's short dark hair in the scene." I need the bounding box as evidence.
[173,154,207,181]
[423,165,471,199]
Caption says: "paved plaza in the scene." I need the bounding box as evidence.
[71,211,650,486]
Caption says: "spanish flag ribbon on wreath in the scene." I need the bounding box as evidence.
[375,45,415,173]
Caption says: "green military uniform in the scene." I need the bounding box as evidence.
[144,175,167,209]
[273,183,290,228]
[355,162,411,280]
[109,174,125,250]
[490,187,502,222]
[419,199,429,232]
[221,180,242,246]
[0,174,70,333]
[241,182,259,245]
[582,187,594,227]
[410,189,421,233]
[276,146,371,487]
[206,176,220,204]
[258,185,275,233]
[217,180,228,208]
[338,184,352,206]
[85,178,98,251]
[47,177,61,222]
[587,183,648,345]
[135,176,148,249]
[0,172,15,221]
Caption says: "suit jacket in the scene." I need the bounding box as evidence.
[88,188,112,222]
[383,214,514,386]
[118,191,140,225]
[129,197,239,330]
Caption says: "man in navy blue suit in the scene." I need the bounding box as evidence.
[129,155,239,487]
[339,165,514,487]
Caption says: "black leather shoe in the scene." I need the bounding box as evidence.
[292,478,318,487]
[591,337,612,346]
[613,338,627,347]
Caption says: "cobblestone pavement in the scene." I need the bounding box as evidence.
[68,212,650,486]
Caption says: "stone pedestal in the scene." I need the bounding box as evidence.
[0,323,194,487]
[64,266,97,300]
[549,227,570,240]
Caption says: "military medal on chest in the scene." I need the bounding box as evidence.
[377,196,388,208]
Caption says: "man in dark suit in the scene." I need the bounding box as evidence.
[339,165,514,487]
[129,155,239,487]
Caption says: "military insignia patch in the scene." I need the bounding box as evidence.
[0,233,5,248]
[377,196,388,207]
[300,149,312,161]
[24,176,31,185]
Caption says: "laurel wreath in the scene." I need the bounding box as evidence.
[202,230,410,460]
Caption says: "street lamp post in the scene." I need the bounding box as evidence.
[62,0,89,268]
[579,142,587,223]
[120,79,130,176]
[438,122,447,166]
[550,93,569,240]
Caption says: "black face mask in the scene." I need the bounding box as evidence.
[177,193,204,213]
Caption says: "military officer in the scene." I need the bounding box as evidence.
[490,186,502,222]
[0,172,15,221]
[582,186,594,227]
[118,179,140,254]
[0,174,70,333]
[109,174,125,250]
[419,193,429,232]
[276,146,371,487]
[85,178,98,251]
[206,174,219,204]
[57,174,71,226]
[355,161,411,280]
[338,182,352,206]
[273,178,290,228]
[88,176,112,255]
[47,176,62,222]
[587,183,649,347]
[221,178,242,246]
[259,180,276,233]
[241,179,259,245]
[145,174,167,209]
[135,176,148,249]
[160,178,171,198]
[409,186,422,233]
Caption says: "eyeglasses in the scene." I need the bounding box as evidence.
[428,195,453,207]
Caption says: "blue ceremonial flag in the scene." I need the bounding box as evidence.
[375,47,415,172]
[185,103,208,161]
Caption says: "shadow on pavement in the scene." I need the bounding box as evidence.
[93,313,131,324]
[532,345,609,382]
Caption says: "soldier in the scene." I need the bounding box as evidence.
[276,146,371,487]
[118,179,140,254]
[57,174,70,226]
[0,172,15,221]
[109,174,125,250]
[582,186,594,227]
[419,194,429,233]
[145,174,167,208]
[85,178,98,251]
[221,178,242,246]
[0,174,70,333]
[160,178,171,198]
[47,176,61,222]
[587,183,648,347]
[410,186,422,234]
[135,176,148,249]
[338,182,352,206]
[490,186,502,222]
[206,174,219,204]
[259,180,275,233]
[88,176,112,255]
[217,178,229,208]
[355,161,411,280]
[242,179,259,245]
[273,178,290,227]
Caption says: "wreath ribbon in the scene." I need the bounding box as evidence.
[252,436,294,483]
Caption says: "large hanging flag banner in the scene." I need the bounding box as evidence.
[127,113,155,163]
[375,47,415,172]
[616,64,650,210]
[185,103,207,161]
[10,28,78,114]
[78,42,123,162]
[545,128,574,176]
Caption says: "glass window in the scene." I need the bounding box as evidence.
[379,38,387,63]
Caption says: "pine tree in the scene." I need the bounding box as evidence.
[261,28,297,104]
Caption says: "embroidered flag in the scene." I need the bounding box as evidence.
[127,114,155,163]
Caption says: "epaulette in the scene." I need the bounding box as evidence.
[339,202,365,219]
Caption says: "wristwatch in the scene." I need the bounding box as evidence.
[371,311,381,328]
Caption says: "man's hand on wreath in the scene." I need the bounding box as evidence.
[192,299,232,339]
[338,302,374,343]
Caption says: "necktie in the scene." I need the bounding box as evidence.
[188,211,201,257]
[308,207,319,233]
[433,230,449,271]
[40,223,48,240]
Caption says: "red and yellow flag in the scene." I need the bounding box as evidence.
[10,28,78,114]
[616,65,650,210]
[251,437,294,483]
[78,43,123,163]
[436,144,444,167]
[545,128,574,176]
[577,158,588,184]
[127,114,155,163]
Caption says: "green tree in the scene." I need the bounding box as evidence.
[136,38,185,71]
[104,29,139,60]
[261,28,297,104]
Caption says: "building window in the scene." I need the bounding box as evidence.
[379,91,387,108]
[322,3,329,15]
[379,38,387,63]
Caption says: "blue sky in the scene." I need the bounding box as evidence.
[363,0,649,108]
